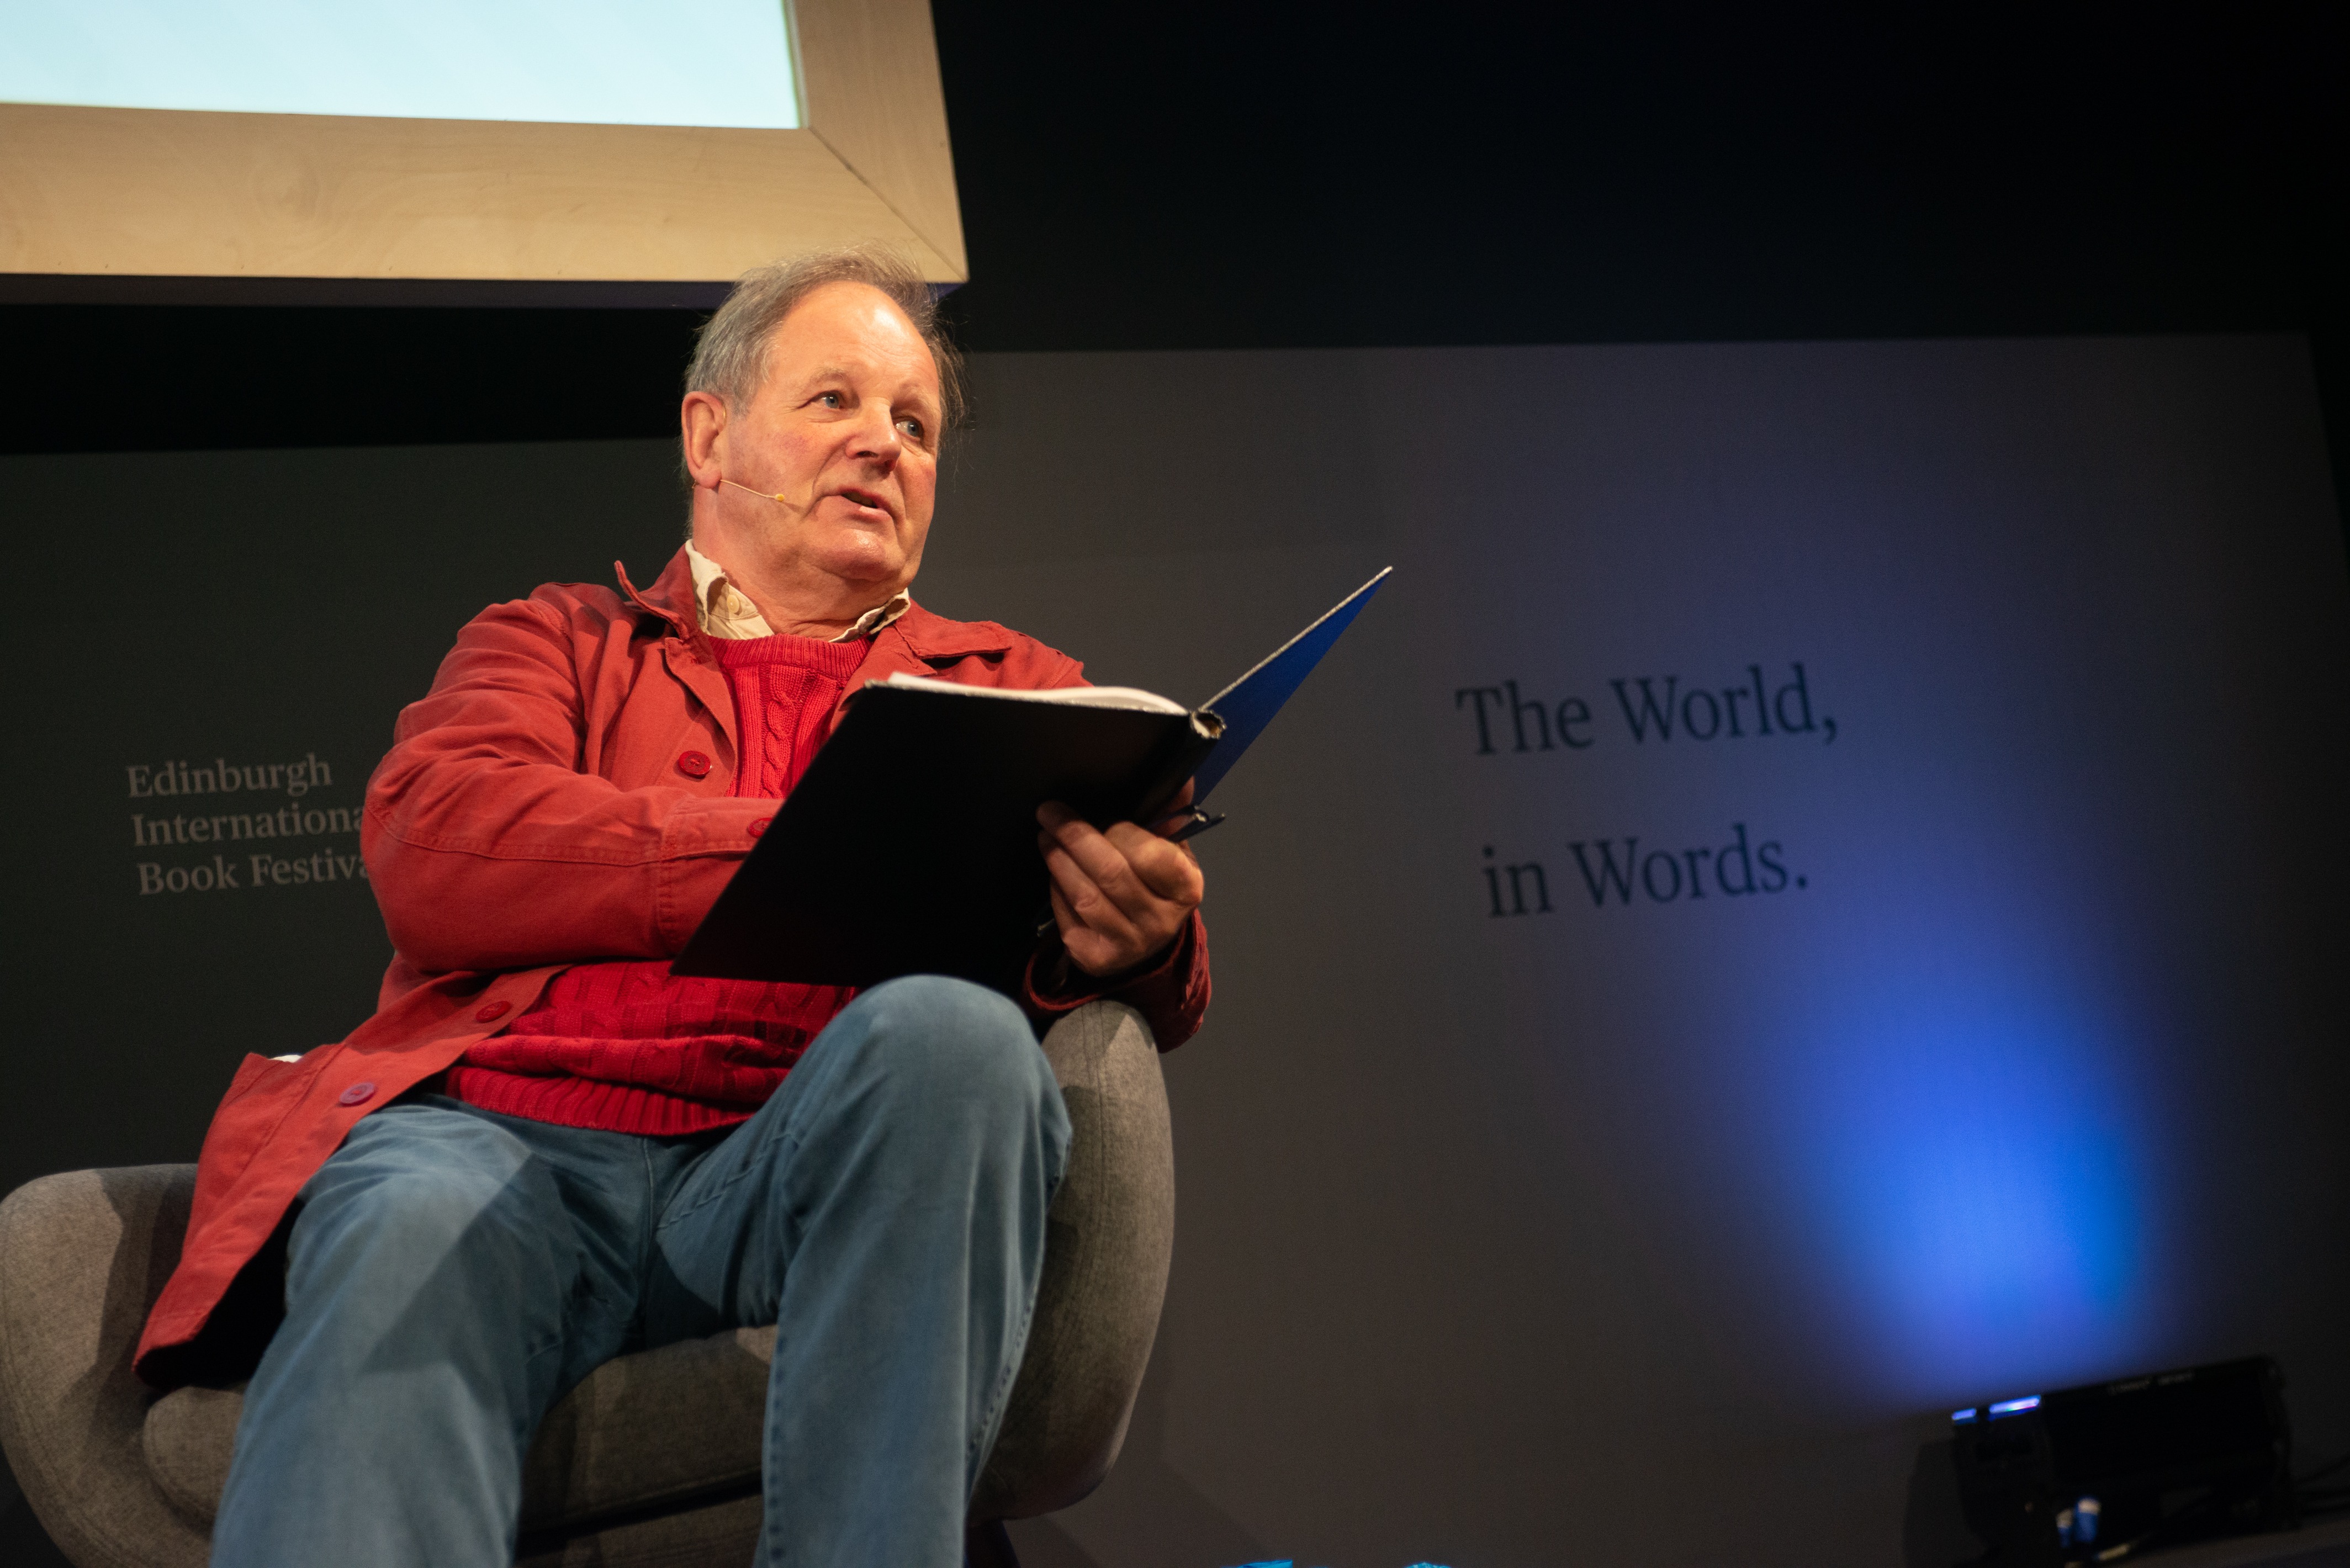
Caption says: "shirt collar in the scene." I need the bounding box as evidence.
[682,541,911,643]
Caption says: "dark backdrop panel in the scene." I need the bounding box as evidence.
[1,337,2343,1567]
[0,439,682,1203]
[910,337,2350,1567]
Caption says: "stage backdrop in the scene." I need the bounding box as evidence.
[0,335,2342,1568]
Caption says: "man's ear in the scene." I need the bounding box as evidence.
[680,391,728,488]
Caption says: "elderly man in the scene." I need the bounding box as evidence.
[131,248,1210,1567]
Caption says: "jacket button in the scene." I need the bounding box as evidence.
[475,1000,510,1023]
[748,817,771,838]
[338,1082,377,1107]
[676,750,712,778]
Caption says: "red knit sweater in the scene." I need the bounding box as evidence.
[446,632,867,1135]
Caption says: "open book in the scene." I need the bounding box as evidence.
[672,568,1390,989]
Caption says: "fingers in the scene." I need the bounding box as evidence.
[1037,801,1205,977]
[1041,843,1148,976]
[1045,878,1123,978]
[1039,831,1155,954]
[1105,822,1205,899]
[1045,880,1091,964]
[1039,806,1203,910]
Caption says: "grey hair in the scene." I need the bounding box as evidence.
[685,245,966,431]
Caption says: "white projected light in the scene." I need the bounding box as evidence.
[1,0,800,130]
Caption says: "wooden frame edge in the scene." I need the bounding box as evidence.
[795,0,968,280]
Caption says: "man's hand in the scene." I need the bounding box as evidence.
[1036,788,1206,979]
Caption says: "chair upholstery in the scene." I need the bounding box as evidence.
[0,999,1173,1567]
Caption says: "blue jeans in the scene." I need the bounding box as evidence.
[210,976,1071,1568]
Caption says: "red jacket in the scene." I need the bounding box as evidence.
[135,548,1211,1387]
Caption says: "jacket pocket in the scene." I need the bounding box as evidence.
[215,1051,307,1111]
[199,1053,321,1191]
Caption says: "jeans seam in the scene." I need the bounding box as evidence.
[968,1267,1042,1471]
[638,1137,659,1278]
[658,1127,804,1233]
[971,1130,1065,1469]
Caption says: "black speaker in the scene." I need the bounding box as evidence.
[1950,1356,2292,1564]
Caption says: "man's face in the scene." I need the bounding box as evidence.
[706,280,943,592]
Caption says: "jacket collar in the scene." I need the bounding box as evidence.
[847,601,1018,704]
[615,547,701,638]
[616,548,1016,660]
[886,600,1017,661]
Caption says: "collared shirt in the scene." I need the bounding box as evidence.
[682,541,911,643]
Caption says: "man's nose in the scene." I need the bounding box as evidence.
[846,402,902,463]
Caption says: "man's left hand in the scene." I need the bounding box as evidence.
[1036,794,1205,979]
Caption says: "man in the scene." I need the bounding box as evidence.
[133,247,1211,1566]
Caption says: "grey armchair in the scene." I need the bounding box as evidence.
[0,1000,1173,1568]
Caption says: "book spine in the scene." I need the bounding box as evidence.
[1126,721,1219,827]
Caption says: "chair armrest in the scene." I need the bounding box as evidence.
[972,1000,1175,1521]
[0,1166,209,1568]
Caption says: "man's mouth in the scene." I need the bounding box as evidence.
[835,488,891,517]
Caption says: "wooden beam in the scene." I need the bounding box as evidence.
[794,0,968,280]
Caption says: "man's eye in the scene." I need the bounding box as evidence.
[816,391,844,408]
[899,417,926,440]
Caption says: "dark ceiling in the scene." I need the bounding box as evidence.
[4,3,2343,471]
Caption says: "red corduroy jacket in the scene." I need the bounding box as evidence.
[134,548,1211,1387]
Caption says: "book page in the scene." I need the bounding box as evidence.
[876,672,1189,714]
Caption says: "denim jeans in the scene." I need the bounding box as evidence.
[209,975,1071,1568]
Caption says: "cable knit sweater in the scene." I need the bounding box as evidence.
[446,633,866,1134]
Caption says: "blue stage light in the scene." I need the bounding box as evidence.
[1729,926,2158,1402]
